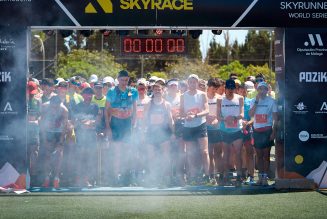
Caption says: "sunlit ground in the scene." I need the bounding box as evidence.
[0,191,326,218]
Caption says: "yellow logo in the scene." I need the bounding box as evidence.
[85,0,113,13]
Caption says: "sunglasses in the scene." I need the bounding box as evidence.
[138,87,146,91]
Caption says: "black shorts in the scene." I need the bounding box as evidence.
[221,130,243,144]
[253,128,274,149]
[207,129,223,144]
[110,116,132,142]
[147,126,172,147]
[46,132,62,144]
[183,123,207,142]
[174,119,184,137]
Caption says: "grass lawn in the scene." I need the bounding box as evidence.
[0,191,326,218]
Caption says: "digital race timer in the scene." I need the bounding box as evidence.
[121,36,186,55]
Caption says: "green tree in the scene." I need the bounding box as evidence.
[165,58,218,80]
[54,49,124,80]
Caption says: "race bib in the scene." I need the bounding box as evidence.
[225,117,238,128]
[187,108,200,115]
[150,114,164,125]
[136,109,144,119]
[171,108,180,117]
[256,114,268,124]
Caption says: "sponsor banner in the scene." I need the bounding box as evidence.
[0,27,27,172]
[1,1,327,27]
[285,28,327,176]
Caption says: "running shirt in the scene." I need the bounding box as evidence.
[147,100,170,129]
[74,102,99,131]
[207,95,219,130]
[106,86,138,119]
[92,95,107,132]
[136,96,150,120]
[250,96,277,129]
[220,94,243,132]
[42,102,68,133]
[165,93,181,119]
[183,90,206,128]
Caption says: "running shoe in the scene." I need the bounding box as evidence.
[42,177,50,188]
[53,177,60,188]
[244,176,255,185]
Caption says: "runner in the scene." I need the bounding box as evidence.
[91,82,107,185]
[27,80,42,185]
[238,84,255,185]
[206,78,222,185]
[249,82,277,186]
[217,79,244,186]
[102,76,115,96]
[165,78,186,186]
[180,74,210,184]
[74,87,99,187]
[39,95,68,188]
[105,70,138,186]
[40,78,55,103]
[133,78,151,185]
[144,82,174,186]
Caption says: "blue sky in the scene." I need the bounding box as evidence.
[200,30,248,60]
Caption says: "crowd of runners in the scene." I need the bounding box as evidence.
[27,70,279,188]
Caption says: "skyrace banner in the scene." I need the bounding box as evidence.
[285,28,327,176]
[0,27,27,173]
[1,0,327,27]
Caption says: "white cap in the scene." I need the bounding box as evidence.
[102,76,115,85]
[149,76,159,82]
[55,77,65,85]
[167,80,179,86]
[244,81,255,91]
[32,78,39,86]
[156,78,166,84]
[137,78,147,86]
[188,74,199,81]
[89,74,98,83]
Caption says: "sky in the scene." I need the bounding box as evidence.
[199,30,248,60]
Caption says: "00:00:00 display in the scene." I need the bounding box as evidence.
[122,38,185,53]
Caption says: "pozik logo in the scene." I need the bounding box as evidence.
[304,34,323,47]
[85,0,113,14]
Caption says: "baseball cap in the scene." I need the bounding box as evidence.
[28,81,38,95]
[188,74,199,81]
[103,76,115,84]
[257,82,268,89]
[89,74,98,83]
[156,78,166,86]
[225,79,236,90]
[234,79,241,86]
[137,78,147,86]
[94,82,103,88]
[244,81,255,91]
[81,87,95,95]
[80,82,91,90]
[57,81,68,88]
[167,78,179,86]
[55,77,65,86]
